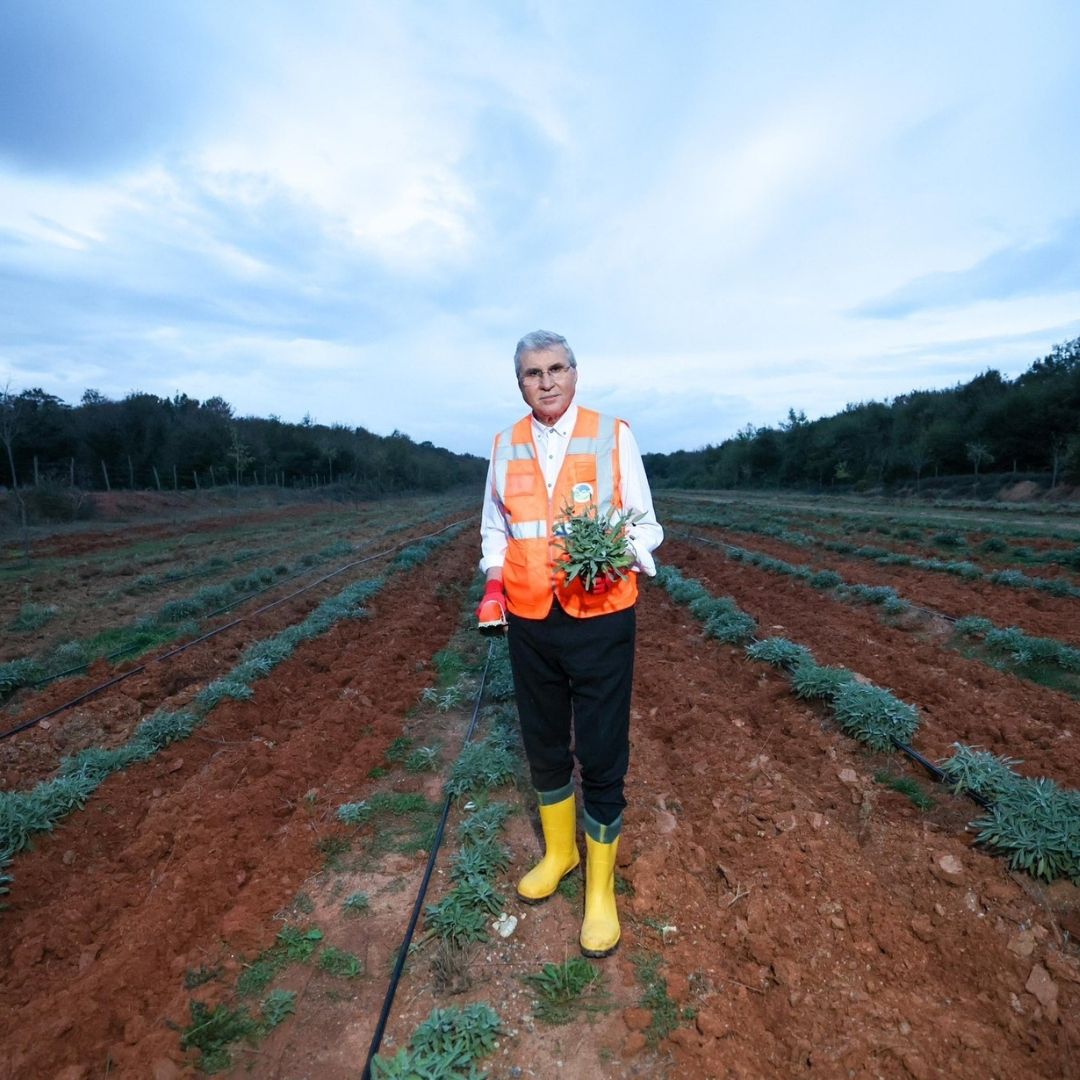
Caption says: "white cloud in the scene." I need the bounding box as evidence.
[2,1,1080,460]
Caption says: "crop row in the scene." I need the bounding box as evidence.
[652,564,1080,884]
[690,534,1080,691]
[0,509,464,702]
[657,493,1080,560]
[666,503,1080,600]
[0,527,465,886]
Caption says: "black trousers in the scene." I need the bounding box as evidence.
[507,601,636,827]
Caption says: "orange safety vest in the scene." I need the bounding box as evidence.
[492,406,638,619]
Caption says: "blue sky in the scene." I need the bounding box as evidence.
[2,1,1079,456]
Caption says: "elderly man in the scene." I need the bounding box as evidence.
[476,329,663,956]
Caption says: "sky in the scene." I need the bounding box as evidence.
[2,1,1079,457]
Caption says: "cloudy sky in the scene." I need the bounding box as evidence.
[2,1,1079,456]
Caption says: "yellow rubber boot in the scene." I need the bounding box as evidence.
[517,790,580,903]
[580,828,621,957]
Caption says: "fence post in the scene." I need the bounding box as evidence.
[173,464,178,490]
[128,455,135,489]
[33,455,40,486]
[193,469,200,491]
[210,464,216,487]
[152,465,162,491]
[101,460,111,491]
[70,457,75,487]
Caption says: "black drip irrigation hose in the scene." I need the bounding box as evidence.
[20,525,418,692]
[0,519,470,742]
[360,641,494,1080]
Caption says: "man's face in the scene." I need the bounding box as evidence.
[518,347,578,423]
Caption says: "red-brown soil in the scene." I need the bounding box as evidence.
[680,522,1080,647]
[1,506,1077,1080]
[0,493,470,662]
[0,515,471,789]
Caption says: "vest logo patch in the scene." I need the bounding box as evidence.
[571,482,593,504]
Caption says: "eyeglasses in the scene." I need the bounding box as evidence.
[519,362,575,386]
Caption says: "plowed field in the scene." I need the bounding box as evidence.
[2,498,1077,1080]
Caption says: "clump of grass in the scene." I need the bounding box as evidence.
[384,736,412,763]
[873,770,934,811]
[364,793,441,858]
[193,677,254,711]
[556,873,582,899]
[260,988,297,1029]
[631,952,685,1046]
[336,801,371,826]
[450,838,511,881]
[184,965,222,989]
[432,647,469,686]
[422,683,468,712]
[425,888,491,945]
[831,682,919,752]
[276,924,324,962]
[938,744,1022,800]
[457,801,512,845]
[180,1000,259,1073]
[745,637,813,670]
[790,662,854,701]
[236,955,280,998]
[933,531,966,548]
[484,640,516,701]
[9,603,58,633]
[446,738,516,797]
[371,1003,502,1079]
[342,891,370,916]
[405,745,441,772]
[523,956,608,1024]
[316,835,351,871]
[319,946,363,978]
[954,615,993,637]
[972,778,1080,882]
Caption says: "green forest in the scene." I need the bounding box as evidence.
[0,388,485,502]
[4,332,1080,514]
[644,335,1080,494]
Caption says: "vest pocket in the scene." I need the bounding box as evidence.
[504,470,536,498]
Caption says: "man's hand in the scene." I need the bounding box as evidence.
[476,579,508,634]
[587,571,615,594]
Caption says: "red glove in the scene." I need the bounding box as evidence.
[587,572,614,594]
[476,579,507,633]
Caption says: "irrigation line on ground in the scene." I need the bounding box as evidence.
[0,518,471,743]
[663,555,997,815]
[360,639,494,1080]
[16,521,418,692]
[685,531,958,625]
[889,738,990,809]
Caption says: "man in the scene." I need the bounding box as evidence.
[476,329,663,956]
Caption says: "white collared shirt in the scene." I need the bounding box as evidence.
[480,403,664,576]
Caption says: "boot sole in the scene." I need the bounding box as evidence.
[580,937,620,958]
[516,863,580,905]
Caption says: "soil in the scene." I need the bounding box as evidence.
[1,502,1077,1080]
[678,521,1080,648]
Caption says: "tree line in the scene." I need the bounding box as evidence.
[643,336,1080,494]
[0,387,486,501]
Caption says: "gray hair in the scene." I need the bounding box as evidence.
[513,330,577,379]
